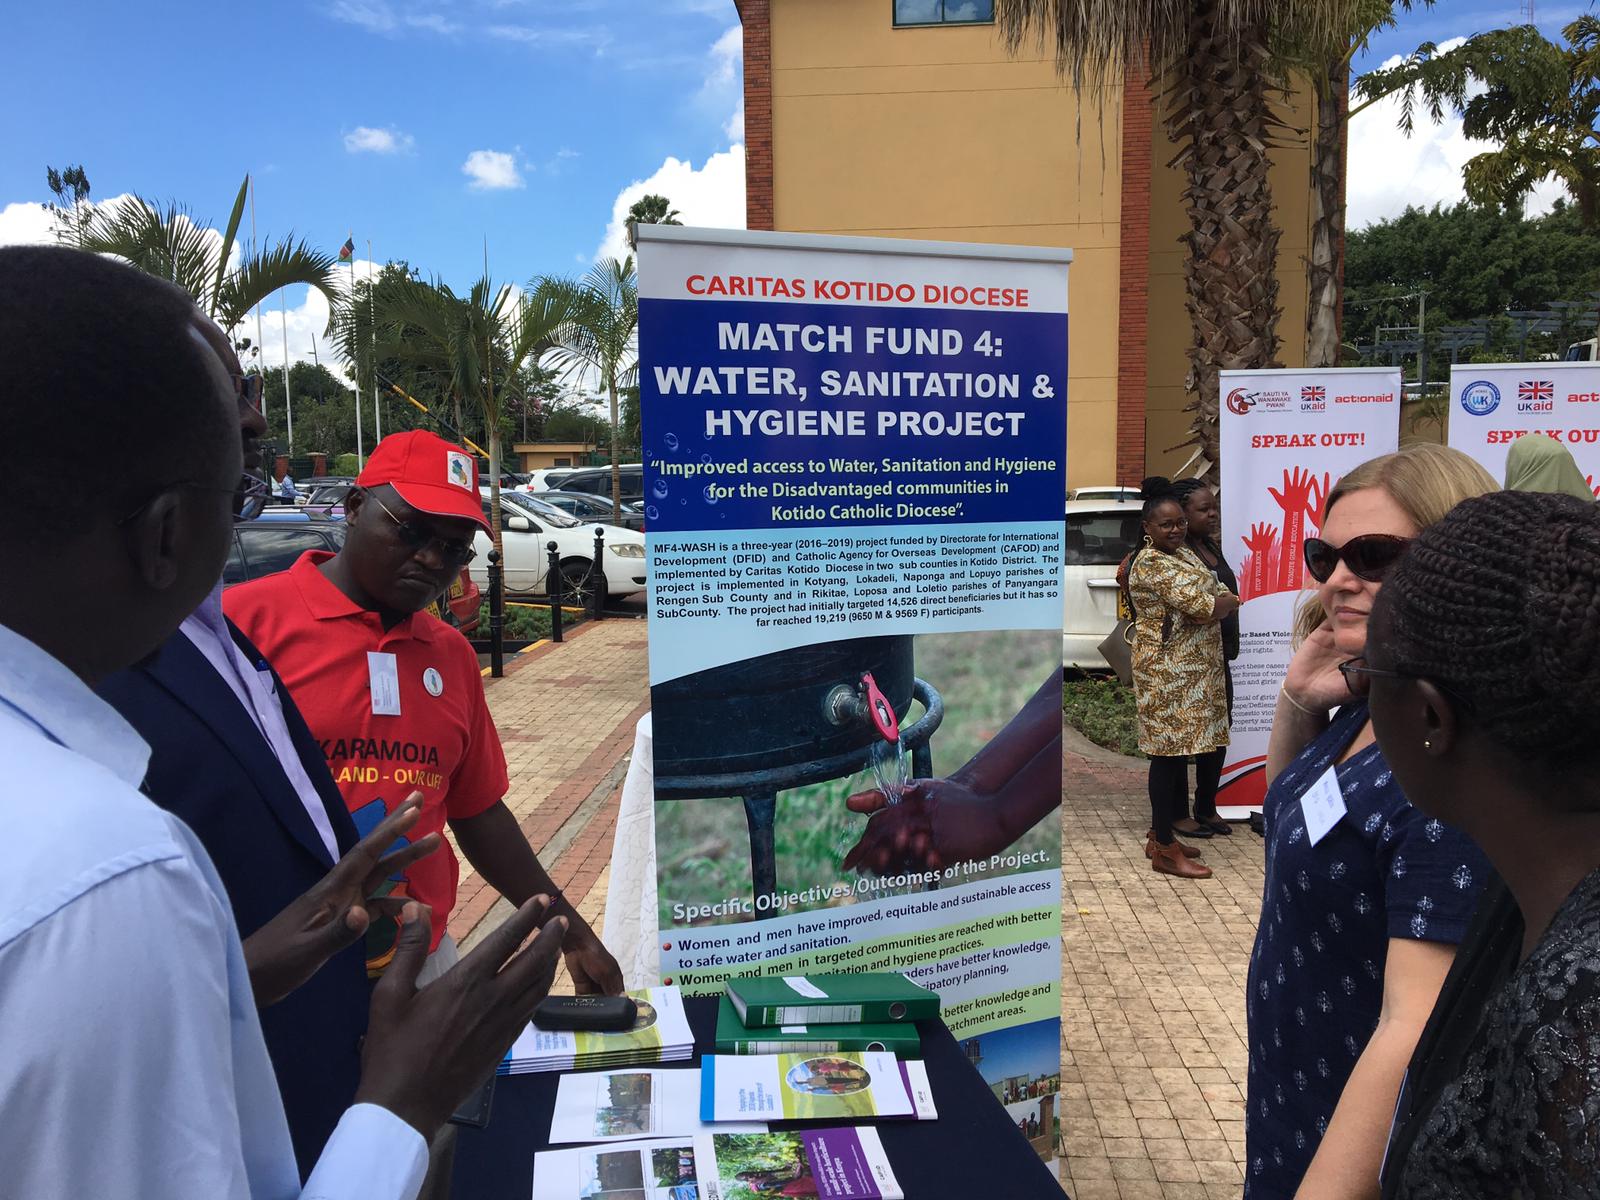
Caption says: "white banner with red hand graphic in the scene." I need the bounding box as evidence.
[1447,362,1600,493]
[1217,367,1401,815]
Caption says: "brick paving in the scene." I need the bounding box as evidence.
[1059,729,1262,1200]
[451,623,1263,1196]
[446,619,650,994]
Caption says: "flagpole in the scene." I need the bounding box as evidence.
[348,230,363,468]
[280,291,294,455]
[249,175,268,426]
[368,238,380,443]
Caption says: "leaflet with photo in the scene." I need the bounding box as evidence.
[549,1068,765,1146]
[700,1051,920,1123]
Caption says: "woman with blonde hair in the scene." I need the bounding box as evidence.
[1244,444,1498,1200]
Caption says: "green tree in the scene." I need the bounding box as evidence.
[535,258,639,518]
[44,164,93,247]
[259,361,359,456]
[625,193,682,250]
[59,173,341,361]
[997,0,1359,477]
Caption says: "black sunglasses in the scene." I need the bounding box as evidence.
[368,491,477,567]
[1304,534,1411,584]
[117,471,271,527]
[232,373,264,412]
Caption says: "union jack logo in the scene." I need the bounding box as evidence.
[1520,380,1554,402]
[1301,386,1326,401]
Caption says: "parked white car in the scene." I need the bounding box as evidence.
[471,489,648,604]
[1069,485,1141,503]
[1062,497,1143,670]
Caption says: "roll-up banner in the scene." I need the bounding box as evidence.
[1447,362,1600,493]
[1217,367,1401,815]
[637,226,1067,1156]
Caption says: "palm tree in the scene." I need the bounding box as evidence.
[69,175,340,351]
[535,258,639,521]
[626,193,682,251]
[996,0,1355,478]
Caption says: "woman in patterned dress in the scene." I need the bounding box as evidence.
[1368,492,1600,1199]
[1245,445,1497,1200]
[1126,477,1239,879]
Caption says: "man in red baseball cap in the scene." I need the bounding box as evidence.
[227,428,623,988]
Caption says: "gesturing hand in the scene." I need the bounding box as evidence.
[564,926,625,996]
[243,794,439,1006]
[1283,622,1357,714]
[355,897,566,1137]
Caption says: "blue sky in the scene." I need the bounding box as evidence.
[0,1,1581,370]
[0,0,744,288]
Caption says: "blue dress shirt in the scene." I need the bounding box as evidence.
[0,622,428,1199]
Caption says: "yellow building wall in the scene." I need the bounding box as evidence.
[1145,88,1317,477]
[767,0,1121,487]
[765,1,1317,486]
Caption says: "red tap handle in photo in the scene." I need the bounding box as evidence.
[860,672,900,743]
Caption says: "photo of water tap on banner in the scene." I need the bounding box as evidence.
[636,227,1068,1148]
[1218,367,1400,815]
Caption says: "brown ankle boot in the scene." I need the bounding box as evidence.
[1151,841,1213,878]
[1146,832,1202,859]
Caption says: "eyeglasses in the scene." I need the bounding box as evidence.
[1151,517,1189,532]
[1304,534,1411,583]
[367,491,477,567]
[117,470,271,527]
[231,373,264,412]
[1336,657,1412,690]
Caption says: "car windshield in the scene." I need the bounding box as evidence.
[501,490,582,528]
[1066,511,1143,566]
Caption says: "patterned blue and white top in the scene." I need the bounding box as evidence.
[1243,701,1490,1200]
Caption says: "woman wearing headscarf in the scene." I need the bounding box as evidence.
[1126,477,1239,878]
[1367,491,1600,1199]
[1245,445,1497,1200]
[1503,431,1596,501]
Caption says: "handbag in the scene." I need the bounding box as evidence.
[1098,619,1134,687]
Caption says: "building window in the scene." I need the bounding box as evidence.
[893,0,993,26]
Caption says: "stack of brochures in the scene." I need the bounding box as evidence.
[715,972,937,1057]
[532,1127,906,1200]
[500,986,695,1076]
[701,1050,938,1123]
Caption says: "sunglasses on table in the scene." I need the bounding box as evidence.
[368,491,478,567]
[1303,534,1411,583]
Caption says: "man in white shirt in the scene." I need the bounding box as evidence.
[0,244,567,1199]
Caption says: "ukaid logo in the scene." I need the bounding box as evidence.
[1459,380,1501,416]
[445,450,474,490]
[1300,386,1326,413]
[1517,380,1555,413]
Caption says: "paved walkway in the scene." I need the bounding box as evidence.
[447,618,650,995]
[1058,731,1262,1200]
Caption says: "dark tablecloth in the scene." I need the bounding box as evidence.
[453,995,1063,1198]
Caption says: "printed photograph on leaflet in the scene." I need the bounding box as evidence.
[636,227,1067,1161]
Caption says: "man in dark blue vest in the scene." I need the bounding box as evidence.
[97,321,400,1178]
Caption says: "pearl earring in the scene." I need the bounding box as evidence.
[1424,739,1433,751]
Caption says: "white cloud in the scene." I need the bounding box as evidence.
[462,149,526,191]
[702,25,744,141]
[329,0,396,33]
[230,258,382,382]
[1348,38,1567,228]
[405,11,459,34]
[0,200,58,247]
[486,23,613,52]
[344,125,415,154]
[594,145,746,263]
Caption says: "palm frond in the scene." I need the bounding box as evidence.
[81,195,222,299]
[211,176,250,318]
[217,237,341,332]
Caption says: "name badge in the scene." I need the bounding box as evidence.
[367,651,402,716]
[1300,764,1347,846]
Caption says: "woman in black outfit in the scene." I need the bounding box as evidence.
[1363,490,1600,1199]
[1167,478,1237,837]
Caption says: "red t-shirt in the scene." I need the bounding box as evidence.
[225,551,507,954]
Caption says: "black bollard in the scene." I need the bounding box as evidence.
[589,526,606,621]
[546,540,564,643]
[488,548,505,678]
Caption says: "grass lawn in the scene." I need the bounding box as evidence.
[1062,675,1143,759]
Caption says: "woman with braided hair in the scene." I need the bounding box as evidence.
[1126,476,1239,878]
[1368,491,1600,1199]
[1245,445,1496,1200]
[1167,476,1240,837]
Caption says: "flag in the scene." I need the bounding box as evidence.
[338,237,355,263]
